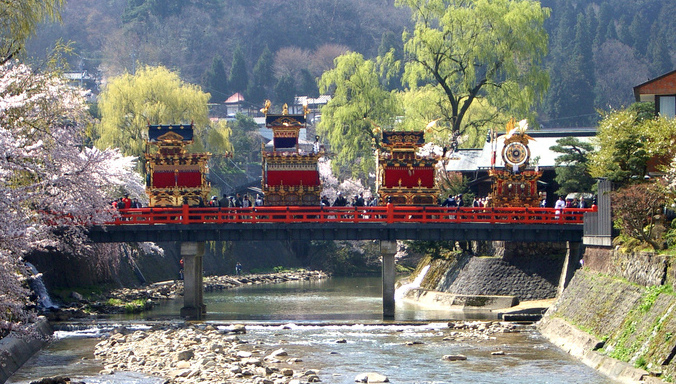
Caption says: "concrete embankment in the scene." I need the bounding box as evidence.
[0,318,53,383]
[538,248,676,384]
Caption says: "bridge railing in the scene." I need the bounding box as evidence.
[108,205,592,225]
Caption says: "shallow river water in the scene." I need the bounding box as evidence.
[8,277,616,384]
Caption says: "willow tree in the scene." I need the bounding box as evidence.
[396,0,549,141]
[96,65,232,173]
[318,52,400,182]
[0,0,65,63]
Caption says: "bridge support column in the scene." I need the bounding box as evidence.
[558,241,582,297]
[381,240,397,319]
[180,242,205,320]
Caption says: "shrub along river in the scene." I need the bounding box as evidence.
[8,276,615,383]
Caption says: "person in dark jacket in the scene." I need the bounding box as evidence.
[333,192,347,206]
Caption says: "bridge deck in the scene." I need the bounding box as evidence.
[87,206,589,243]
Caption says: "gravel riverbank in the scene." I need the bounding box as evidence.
[92,321,523,384]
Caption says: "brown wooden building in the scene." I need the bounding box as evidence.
[634,69,676,118]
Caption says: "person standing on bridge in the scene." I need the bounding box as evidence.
[441,194,456,207]
[555,196,566,220]
[333,192,347,207]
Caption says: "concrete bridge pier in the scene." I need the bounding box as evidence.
[180,242,206,320]
[557,241,582,297]
[381,240,397,319]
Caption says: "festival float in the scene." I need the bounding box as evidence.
[261,101,323,205]
[144,123,211,207]
[376,131,439,205]
[489,119,542,207]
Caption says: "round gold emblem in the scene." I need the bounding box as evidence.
[503,141,529,167]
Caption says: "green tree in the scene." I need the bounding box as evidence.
[397,0,549,138]
[550,137,595,196]
[202,55,229,103]
[247,46,274,105]
[318,52,400,181]
[0,0,65,63]
[228,45,248,95]
[298,69,319,98]
[274,74,296,106]
[647,27,673,78]
[377,31,404,91]
[95,65,212,172]
[587,102,675,187]
[122,0,185,23]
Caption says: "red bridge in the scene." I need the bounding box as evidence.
[87,205,596,320]
[109,205,590,226]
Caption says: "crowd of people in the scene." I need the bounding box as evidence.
[111,194,142,209]
[321,192,377,207]
[112,190,595,211]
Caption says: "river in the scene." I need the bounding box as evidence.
[8,276,616,384]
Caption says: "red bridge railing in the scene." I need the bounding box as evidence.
[108,205,593,225]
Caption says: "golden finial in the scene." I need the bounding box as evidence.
[282,103,289,115]
[505,117,516,133]
[260,100,271,114]
[303,100,309,117]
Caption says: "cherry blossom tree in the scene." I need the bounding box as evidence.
[0,61,141,335]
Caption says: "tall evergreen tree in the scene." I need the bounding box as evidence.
[298,69,319,98]
[617,15,633,47]
[228,45,248,95]
[594,2,612,48]
[274,74,296,106]
[246,46,274,105]
[648,27,673,77]
[377,31,404,91]
[543,4,576,125]
[629,11,651,57]
[202,55,229,103]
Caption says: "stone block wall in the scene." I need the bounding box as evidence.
[542,269,676,380]
[435,253,565,301]
[583,246,668,287]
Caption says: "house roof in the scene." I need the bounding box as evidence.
[225,92,245,104]
[445,128,596,172]
[633,69,676,102]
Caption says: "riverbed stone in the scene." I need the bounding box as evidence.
[443,354,467,361]
[176,350,194,361]
[355,372,389,383]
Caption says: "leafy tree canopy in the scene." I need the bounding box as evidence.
[0,0,65,63]
[95,65,214,172]
[588,102,676,186]
[550,137,596,196]
[318,52,401,182]
[397,0,550,137]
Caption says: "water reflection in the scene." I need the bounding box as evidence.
[139,276,497,322]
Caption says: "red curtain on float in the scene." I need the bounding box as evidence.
[152,171,201,188]
[384,167,435,188]
[266,170,320,186]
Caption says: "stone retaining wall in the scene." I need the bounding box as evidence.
[540,265,676,383]
[436,254,563,301]
[0,318,53,383]
[583,246,668,287]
